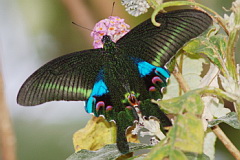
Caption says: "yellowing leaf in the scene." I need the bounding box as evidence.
[170,114,204,154]
[73,116,139,152]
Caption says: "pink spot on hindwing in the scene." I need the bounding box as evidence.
[106,105,113,111]
[125,106,132,110]
[149,86,156,92]
[96,101,105,111]
[152,76,163,84]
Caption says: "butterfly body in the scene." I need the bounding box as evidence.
[17,9,212,154]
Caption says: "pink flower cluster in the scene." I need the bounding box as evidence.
[91,16,130,48]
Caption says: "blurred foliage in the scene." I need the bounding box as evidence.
[14,118,83,160]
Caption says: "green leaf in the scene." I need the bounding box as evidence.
[184,152,210,160]
[208,112,240,129]
[183,35,227,72]
[157,90,205,115]
[66,143,152,160]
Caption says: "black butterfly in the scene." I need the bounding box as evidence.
[17,9,212,153]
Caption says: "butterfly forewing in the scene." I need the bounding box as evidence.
[17,49,104,106]
[116,9,212,67]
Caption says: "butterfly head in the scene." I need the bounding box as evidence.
[101,35,111,43]
[91,16,130,49]
[102,35,116,50]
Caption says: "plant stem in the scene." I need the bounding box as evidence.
[211,125,240,160]
[172,69,190,93]
[151,1,224,27]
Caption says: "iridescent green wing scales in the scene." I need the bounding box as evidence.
[17,49,104,106]
[116,9,212,67]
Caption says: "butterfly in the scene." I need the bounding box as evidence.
[17,9,212,154]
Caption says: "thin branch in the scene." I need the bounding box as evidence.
[172,68,190,93]
[211,125,240,160]
[0,73,16,160]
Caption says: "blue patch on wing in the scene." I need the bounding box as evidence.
[86,96,96,113]
[85,70,109,113]
[155,67,170,78]
[91,79,108,96]
[137,61,155,77]
[133,58,170,78]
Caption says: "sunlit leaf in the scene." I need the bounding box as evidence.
[73,116,139,152]
[156,90,204,115]
[208,112,240,129]
[169,114,204,153]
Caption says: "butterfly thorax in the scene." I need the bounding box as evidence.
[102,35,116,50]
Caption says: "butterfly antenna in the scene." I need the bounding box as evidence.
[72,22,93,32]
[111,2,115,16]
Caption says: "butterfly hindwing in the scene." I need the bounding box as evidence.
[17,49,104,106]
[116,9,212,67]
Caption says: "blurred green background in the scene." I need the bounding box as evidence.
[0,0,239,160]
